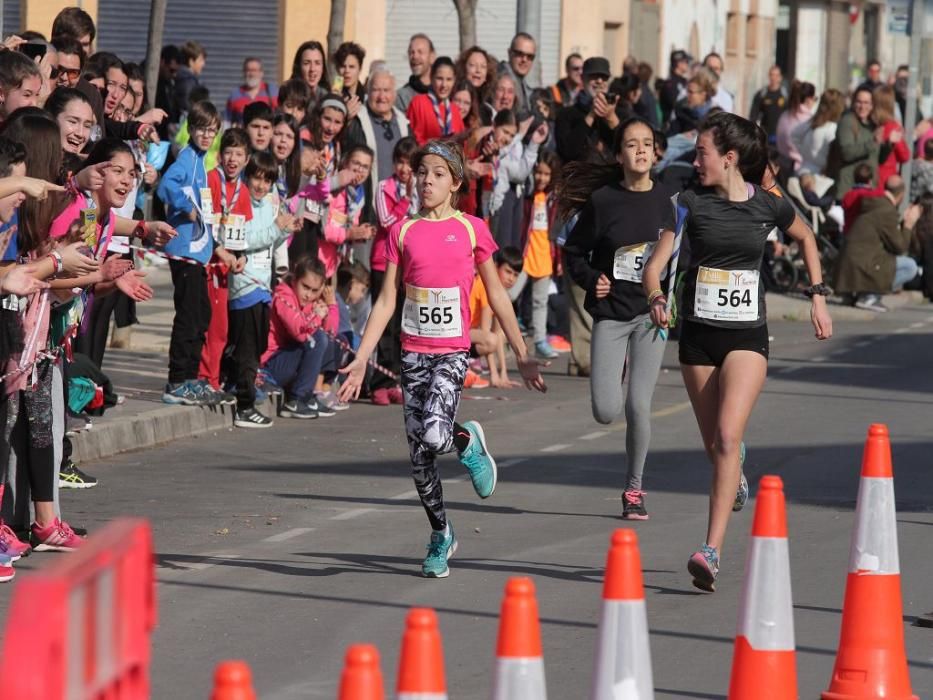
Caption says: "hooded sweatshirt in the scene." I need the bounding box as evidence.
[261,281,339,364]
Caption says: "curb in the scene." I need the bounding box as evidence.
[69,395,280,463]
[766,291,927,322]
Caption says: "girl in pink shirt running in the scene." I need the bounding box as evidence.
[339,140,545,578]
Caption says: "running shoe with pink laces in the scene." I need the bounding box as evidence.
[31,518,85,552]
[0,521,31,559]
[622,489,649,520]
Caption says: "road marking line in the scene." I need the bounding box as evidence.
[187,553,241,571]
[263,527,314,543]
[910,321,925,329]
[579,431,609,441]
[499,458,528,468]
[777,366,800,374]
[894,327,909,334]
[853,341,871,348]
[812,355,828,362]
[330,508,374,521]
[389,489,419,501]
[540,443,571,453]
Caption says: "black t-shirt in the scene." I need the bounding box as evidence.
[680,186,796,328]
[754,88,787,136]
[564,181,675,322]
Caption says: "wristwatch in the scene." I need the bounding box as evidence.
[804,283,831,298]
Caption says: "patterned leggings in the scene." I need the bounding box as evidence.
[401,351,469,531]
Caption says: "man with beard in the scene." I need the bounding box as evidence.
[226,57,277,126]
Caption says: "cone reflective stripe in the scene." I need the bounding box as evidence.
[338,644,385,700]
[591,529,654,700]
[210,661,256,700]
[492,577,547,700]
[728,475,797,700]
[823,424,917,700]
[397,608,448,700]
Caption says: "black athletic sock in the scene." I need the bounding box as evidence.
[452,423,471,452]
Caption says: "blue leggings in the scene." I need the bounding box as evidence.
[262,330,330,401]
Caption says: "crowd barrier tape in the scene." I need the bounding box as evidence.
[0,518,156,699]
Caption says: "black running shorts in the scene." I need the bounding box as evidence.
[678,320,770,367]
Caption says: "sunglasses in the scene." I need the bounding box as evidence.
[510,49,536,61]
[57,67,81,81]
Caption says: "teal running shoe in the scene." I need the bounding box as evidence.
[734,441,748,512]
[422,523,457,578]
[687,544,720,592]
[458,421,497,498]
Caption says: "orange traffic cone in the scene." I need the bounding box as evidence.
[397,608,448,700]
[591,529,654,700]
[492,577,547,699]
[210,661,256,700]
[822,424,918,700]
[727,475,797,699]
[338,644,385,700]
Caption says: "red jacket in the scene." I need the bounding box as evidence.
[262,282,338,365]
[406,93,465,145]
[841,186,883,234]
[877,120,910,188]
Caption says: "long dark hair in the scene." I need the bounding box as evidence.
[698,111,769,185]
[76,137,136,212]
[555,116,655,220]
[0,108,66,255]
[272,113,301,197]
[291,40,328,91]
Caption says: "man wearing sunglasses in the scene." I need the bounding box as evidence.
[498,32,537,116]
[53,37,84,89]
[550,53,583,108]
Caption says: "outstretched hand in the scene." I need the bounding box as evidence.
[516,355,547,393]
[338,357,367,402]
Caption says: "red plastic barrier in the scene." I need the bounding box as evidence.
[0,518,156,699]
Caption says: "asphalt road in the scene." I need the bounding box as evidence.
[3,305,933,699]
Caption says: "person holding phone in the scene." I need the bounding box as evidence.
[555,57,620,165]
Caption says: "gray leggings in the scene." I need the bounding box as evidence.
[509,272,550,343]
[590,315,666,491]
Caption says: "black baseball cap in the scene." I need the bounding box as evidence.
[582,57,611,78]
[670,49,691,66]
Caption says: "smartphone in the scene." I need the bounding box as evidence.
[20,43,47,61]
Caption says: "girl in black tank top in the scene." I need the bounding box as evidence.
[642,112,833,592]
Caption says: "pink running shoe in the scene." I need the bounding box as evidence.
[0,563,13,583]
[30,518,85,552]
[371,387,390,406]
[387,386,403,405]
[0,522,31,560]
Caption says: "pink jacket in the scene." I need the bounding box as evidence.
[372,176,416,272]
[261,281,338,365]
[320,187,363,278]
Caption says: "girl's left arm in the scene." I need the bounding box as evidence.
[477,257,546,392]
[784,213,833,340]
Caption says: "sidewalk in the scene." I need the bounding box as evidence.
[69,270,930,465]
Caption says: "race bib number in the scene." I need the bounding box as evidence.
[401,285,462,339]
[532,202,549,230]
[200,187,217,226]
[695,267,759,322]
[612,242,660,283]
[220,214,247,251]
[250,247,272,267]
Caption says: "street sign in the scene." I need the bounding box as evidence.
[888,0,911,34]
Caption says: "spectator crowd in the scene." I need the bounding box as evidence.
[0,6,928,582]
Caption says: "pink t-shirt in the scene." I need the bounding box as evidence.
[385,211,497,354]
[49,195,115,259]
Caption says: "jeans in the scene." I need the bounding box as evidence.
[263,330,329,402]
[893,255,919,291]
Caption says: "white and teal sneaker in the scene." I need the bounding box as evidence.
[422,523,457,578]
[458,421,497,499]
[734,442,749,512]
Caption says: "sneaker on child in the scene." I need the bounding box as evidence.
[534,340,559,360]
[280,399,318,419]
[457,421,497,498]
[463,370,489,389]
[622,489,649,520]
[162,381,200,405]
[0,522,30,560]
[0,563,14,583]
[308,397,335,417]
[371,387,391,406]
[31,518,85,552]
[386,386,403,404]
[233,407,274,429]
[59,460,98,489]
[687,544,720,592]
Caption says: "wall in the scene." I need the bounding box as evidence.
[560,0,630,74]
[20,0,99,39]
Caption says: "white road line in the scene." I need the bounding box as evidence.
[499,458,528,468]
[853,341,871,348]
[389,489,419,501]
[579,431,609,441]
[330,508,374,521]
[777,366,800,374]
[811,355,828,362]
[262,527,314,543]
[910,321,925,329]
[186,553,241,571]
[540,443,571,453]
[894,327,909,334]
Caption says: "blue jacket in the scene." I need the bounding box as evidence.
[157,145,213,264]
[228,194,290,309]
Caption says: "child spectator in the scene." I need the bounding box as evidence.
[0,51,42,122]
[226,151,299,428]
[278,79,311,127]
[244,101,274,153]
[406,57,465,144]
[514,151,560,359]
[158,100,228,405]
[468,246,523,388]
[799,172,835,211]
[910,139,933,203]
[260,255,338,419]
[488,109,549,249]
[198,127,253,396]
[370,136,419,405]
[321,144,376,278]
[841,162,883,234]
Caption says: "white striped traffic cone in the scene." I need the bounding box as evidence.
[591,529,654,700]
[492,577,547,699]
[727,475,797,699]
